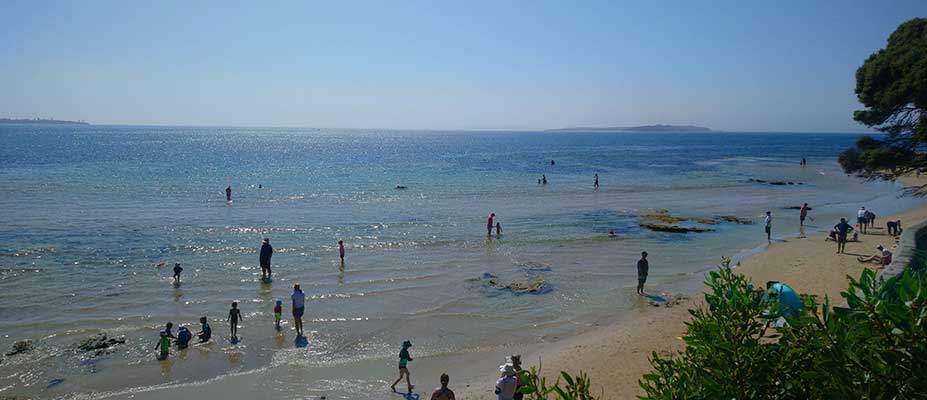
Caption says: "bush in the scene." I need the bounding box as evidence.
[640,258,927,399]
[518,362,599,400]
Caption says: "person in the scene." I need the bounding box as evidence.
[338,240,345,261]
[541,174,547,185]
[764,211,772,242]
[274,299,282,330]
[593,173,599,190]
[866,210,876,230]
[495,363,518,400]
[801,157,806,166]
[880,245,893,267]
[155,331,170,360]
[291,284,305,336]
[176,325,192,349]
[637,251,649,295]
[391,340,414,393]
[225,185,232,202]
[172,263,183,283]
[164,322,176,339]
[196,316,212,343]
[857,207,868,234]
[799,203,810,227]
[887,219,903,236]
[834,218,854,254]
[258,184,262,189]
[858,245,893,268]
[259,238,273,280]
[495,222,502,236]
[608,229,617,238]
[550,160,555,166]
[227,301,243,337]
[511,355,524,400]
[487,213,495,236]
[431,373,456,400]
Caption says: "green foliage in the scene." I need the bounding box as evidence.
[640,258,927,399]
[518,362,599,400]
[841,18,927,178]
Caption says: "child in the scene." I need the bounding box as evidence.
[274,300,282,330]
[197,316,212,343]
[228,302,243,337]
[155,331,170,360]
[172,263,183,282]
[176,326,192,349]
[391,340,414,393]
[495,222,502,236]
[338,240,345,261]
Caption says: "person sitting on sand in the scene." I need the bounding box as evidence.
[431,373,456,400]
[391,340,414,393]
[834,218,854,254]
[858,245,892,268]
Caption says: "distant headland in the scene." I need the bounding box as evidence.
[548,124,711,133]
[0,118,90,125]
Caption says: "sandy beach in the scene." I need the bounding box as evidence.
[467,174,927,400]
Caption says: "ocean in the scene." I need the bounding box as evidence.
[0,125,922,399]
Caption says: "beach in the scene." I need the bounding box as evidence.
[472,173,927,400]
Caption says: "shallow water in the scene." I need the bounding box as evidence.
[0,126,921,398]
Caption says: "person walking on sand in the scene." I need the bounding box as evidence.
[227,301,243,338]
[391,340,414,393]
[637,251,649,295]
[834,218,854,254]
[487,213,495,236]
[799,203,810,227]
[593,173,599,190]
[338,240,345,262]
[226,185,232,202]
[259,238,273,280]
[431,373,456,400]
[291,284,305,337]
[495,363,518,400]
[857,207,868,234]
[764,211,772,242]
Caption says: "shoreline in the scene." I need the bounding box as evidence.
[465,174,927,399]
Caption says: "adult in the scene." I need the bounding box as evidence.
[637,251,649,295]
[764,211,772,242]
[541,174,547,185]
[495,364,518,400]
[879,245,893,267]
[511,355,524,400]
[291,284,306,336]
[431,373,456,400]
[857,207,868,234]
[593,173,599,190]
[866,209,876,229]
[834,218,854,254]
[799,203,810,227]
[887,219,903,236]
[487,213,495,236]
[260,238,273,279]
[225,186,232,202]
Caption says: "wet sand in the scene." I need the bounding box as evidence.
[465,174,927,399]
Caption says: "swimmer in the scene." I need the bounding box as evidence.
[608,230,617,238]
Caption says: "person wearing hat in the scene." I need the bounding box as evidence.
[391,340,415,393]
[259,238,273,280]
[430,373,456,400]
[495,362,518,400]
[637,251,649,295]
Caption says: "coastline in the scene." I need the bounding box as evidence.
[466,174,927,399]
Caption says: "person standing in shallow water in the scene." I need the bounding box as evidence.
[391,340,414,393]
[338,240,345,262]
[593,173,599,190]
[291,284,305,336]
[764,211,772,242]
[637,251,649,295]
[487,213,495,236]
[259,238,273,280]
[225,185,232,202]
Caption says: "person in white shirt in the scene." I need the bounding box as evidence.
[857,207,869,234]
[764,211,772,242]
[495,363,518,400]
[291,284,306,337]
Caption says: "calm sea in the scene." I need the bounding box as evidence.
[0,125,921,398]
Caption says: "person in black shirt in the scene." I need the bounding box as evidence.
[260,238,273,280]
[834,218,854,254]
[637,251,649,295]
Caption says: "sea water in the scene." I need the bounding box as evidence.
[0,125,922,398]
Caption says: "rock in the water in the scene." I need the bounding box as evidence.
[717,216,754,224]
[489,276,547,293]
[639,223,713,233]
[77,333,126,355]
[6,340,35,356]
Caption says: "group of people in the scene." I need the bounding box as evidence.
[155,318,212,360]
[487,213,503,237]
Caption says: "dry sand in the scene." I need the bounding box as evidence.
[467,175,927,399]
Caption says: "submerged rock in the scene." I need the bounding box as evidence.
[77,333,126,356]
[5,340,34,356]
[488,276,547,293]
[717,215,754,224]
[639,223,713,233]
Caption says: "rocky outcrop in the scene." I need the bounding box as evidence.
[640,223,713,233]
[5,340,34,356]
[489,276,547,293]
[717,215,754,224]
[77,333,125,357]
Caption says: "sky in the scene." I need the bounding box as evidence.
[1,1,925,132]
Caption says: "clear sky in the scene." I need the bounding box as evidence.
[1,1,924,131]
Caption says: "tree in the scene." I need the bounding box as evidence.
[839,18,927,179]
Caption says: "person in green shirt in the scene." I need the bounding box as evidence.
[155,331,170,360]
[391,340,415,393]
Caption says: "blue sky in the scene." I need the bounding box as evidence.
[1,1,924,131]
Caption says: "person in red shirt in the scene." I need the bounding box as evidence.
[487,213,495,236]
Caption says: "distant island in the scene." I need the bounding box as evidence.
[0,118,89,125]
[548,124,711,132]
